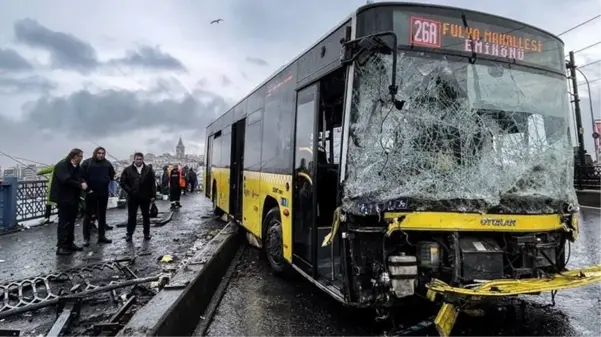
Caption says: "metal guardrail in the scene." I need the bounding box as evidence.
[14,180,123,222]
[574,165,601,190]
[16,180,54,221]
[1,171,202,229]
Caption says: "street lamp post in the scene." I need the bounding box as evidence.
[575,67,599,163]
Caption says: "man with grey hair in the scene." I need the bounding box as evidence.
[50,148,87,255]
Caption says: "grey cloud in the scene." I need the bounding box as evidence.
[0,75,57,94]
[146,136,181,154]
[245,56,268,66]
[14,18,98,73]
[240,71,248,80]
[22,86,231,139]
[196,78,209,88]
[0,48,33,71]
[108,45,187,72]
[221,75,232,87]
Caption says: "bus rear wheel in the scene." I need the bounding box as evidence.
[211,184,222,216]
[264,207,287,275]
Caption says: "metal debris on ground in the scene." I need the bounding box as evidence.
[92,296,137,335]
[113,211,174,228]
[46,299,82,337]
[0,258,160,319]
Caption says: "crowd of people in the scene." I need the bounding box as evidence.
[39,147,200,256]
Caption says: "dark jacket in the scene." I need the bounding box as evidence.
[119,164,156,199]
[80,157,115,195]
[188,169,197,182]
[49,158,83,204]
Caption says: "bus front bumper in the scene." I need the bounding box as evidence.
[426,264,601,337]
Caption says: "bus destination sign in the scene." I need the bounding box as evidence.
[409,16,555,63]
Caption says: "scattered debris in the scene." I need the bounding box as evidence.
[92,296,137,335]
[46,299,82,337]
[0,258,136,319]
[159,255,174,263]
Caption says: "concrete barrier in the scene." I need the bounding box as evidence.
[577,190,601,208]
[117,221,241,336]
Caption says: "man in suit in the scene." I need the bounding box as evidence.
[119,152,156,242]
[50,148,87,255]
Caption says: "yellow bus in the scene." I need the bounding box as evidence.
[204,2,601,335]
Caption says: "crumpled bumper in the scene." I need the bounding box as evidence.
[426,265,601,336]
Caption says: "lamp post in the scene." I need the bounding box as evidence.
[575,67,599,163]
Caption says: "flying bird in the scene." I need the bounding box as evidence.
[210,19,223,24]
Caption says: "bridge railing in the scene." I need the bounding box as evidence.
[0,178,125,230]
[574,165,601,190]
[1,170,203,230]
[16,180,54,222]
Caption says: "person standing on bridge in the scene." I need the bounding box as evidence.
[80,146,115,247]
[50,148,87,255]
[187,168,198,193]
[119,153,156,242]
[37,164,56,224]
[168,164,185,209]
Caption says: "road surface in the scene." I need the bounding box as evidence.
[205,207,601,336]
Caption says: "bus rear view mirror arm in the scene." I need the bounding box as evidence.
[340,31,404,111]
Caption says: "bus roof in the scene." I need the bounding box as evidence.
[206,2,564,131]
[205,10,354,131]
[356,2,564,45]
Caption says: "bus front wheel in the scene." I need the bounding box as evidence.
[264,207,287,275]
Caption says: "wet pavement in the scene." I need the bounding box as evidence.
[206,207,601,336]
[0,192,224,336]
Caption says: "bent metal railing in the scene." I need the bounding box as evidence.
[16,180,123,222]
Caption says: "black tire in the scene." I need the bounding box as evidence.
[263,207,288,275]
[211,182,222,216]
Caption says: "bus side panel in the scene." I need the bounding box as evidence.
[259,173,293,262]
[212,167,230,214]
[242,170,262,238]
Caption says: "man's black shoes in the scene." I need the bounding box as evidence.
[56,247,72,255]
[98,237,112,244]
[69,244,83,251]
[144,234,152,241]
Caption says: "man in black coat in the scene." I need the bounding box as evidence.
[80,146,115,246]
[50,148,87,255]
[188,168,197,193]
[119,152,156,242]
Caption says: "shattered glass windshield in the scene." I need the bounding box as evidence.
[342,51,577,215]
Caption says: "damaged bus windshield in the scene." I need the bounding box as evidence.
[344,5,572,215]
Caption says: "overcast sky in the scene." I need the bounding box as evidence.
[0,0,599,168]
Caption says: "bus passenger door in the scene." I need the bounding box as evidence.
[229,119,246,220]
[292,83,319,274]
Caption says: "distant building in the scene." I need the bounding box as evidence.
[3,168,18,179]
[176,137,185,160]
[21,164,38,181]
